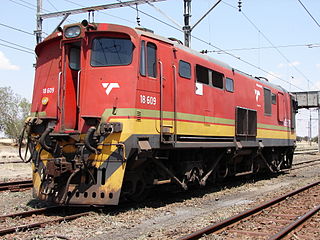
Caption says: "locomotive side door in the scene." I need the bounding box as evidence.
[59,41,82,131]
[137,38,176,143]
[157,42,176,143]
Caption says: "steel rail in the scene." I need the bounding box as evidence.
[292,158,320,166]
[178,180,320,240]
[294,150,318,155]
[0,180,32,192]
[0,206,90,236]
[0,206,59,220]
[0,212,90,236]
[0,161,23,164]
[269,205,320,240]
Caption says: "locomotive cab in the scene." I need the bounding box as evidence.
[28,22,141,205]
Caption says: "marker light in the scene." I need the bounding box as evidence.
[42,97,49,105]
[64,26,81,38]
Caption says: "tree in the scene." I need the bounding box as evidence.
[312,136,318,143]
[0,87,30,142]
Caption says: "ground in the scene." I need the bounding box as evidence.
[0,141,319,239]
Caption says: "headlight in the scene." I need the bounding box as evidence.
[64,26,81,38]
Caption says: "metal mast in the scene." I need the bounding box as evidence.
[36,0,43,44]
[183,0,191,47]
[183,0,222,47]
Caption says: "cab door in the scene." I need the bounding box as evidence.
[137,38,176,143]
[157,41,176,143]
[59,41,81,131]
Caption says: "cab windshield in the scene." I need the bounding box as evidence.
[91,37,133,67]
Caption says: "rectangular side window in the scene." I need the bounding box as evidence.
[211,70,224,89]
[226,78,234,92]
[179,60,191,79]
[147,42,157,78]
[140,40,146,76]
[272,93,276,104]
[277,92,284,122]
[264,88,272,115]
[196,65,209,84]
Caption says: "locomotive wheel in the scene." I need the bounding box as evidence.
[121,167,152,202]
[216,161,229,182]
[282,151,293,169]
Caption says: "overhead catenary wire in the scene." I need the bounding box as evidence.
[0,43,34,55]
[191,34,304,91]
[297,0,320,29]
[0,23,34,36]
[64,0,136,24]
[8,0,35,11]
[118,0,305,91]
[203,43,320,53]
[9,0,76,26]
[3,0,314,91]
[46,0,59,11]
[116,0,182,31]
[0,38,34,52]
[222,1,316,90]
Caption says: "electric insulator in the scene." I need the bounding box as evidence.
[238,0,242,12]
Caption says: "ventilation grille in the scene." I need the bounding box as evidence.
[236,107,257,137]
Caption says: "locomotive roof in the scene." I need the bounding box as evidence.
[135,27,287,93]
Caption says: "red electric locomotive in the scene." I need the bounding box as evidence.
[23,21,296,205]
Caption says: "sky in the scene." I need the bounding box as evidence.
[0,0,319,137]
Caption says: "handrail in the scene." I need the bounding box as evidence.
[159,60,164,142]
[173,64,177,144]
[57,71,62,111]
[76,70,81,108]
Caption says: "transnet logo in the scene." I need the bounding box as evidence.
[102,83,120,95]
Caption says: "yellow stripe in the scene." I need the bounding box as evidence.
[257,128,296,139]
[109,118,295,140]
[99,163,127,194]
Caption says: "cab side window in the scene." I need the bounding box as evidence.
[264,88,272,115]
[147,43,157,78]
[140,40,146,76]
[179,60,191,79]
[196,64,224,89]
[226,78,234,92]
[140,41,157,78]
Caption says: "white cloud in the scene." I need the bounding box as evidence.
[314,80,320,90]
[316,64,320,69]
[0,51,19,70]
[288,61,300,67]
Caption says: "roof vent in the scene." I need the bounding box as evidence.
[168,37,183,44]
[135,27,154,33]
[255,76,269,82]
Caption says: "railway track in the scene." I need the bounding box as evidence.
[0,179,32,192]
[0,206,90,237]
[0,160,23,164]
[294,149,318,155]
[0,159,318,194]
[179,181,320,240]
[289,158,320,171]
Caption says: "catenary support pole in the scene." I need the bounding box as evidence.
[36,0,43,44]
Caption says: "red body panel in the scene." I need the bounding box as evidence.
[32,38,62,119]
